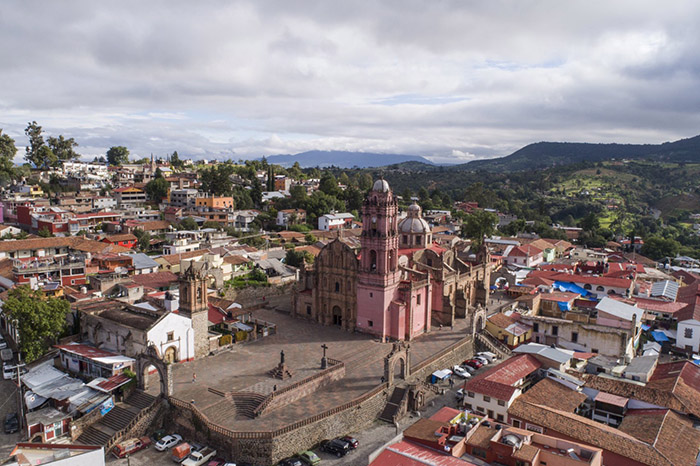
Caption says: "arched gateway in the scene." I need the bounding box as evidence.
[136,345,173,397]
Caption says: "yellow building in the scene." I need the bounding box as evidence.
[196,196,234,209]
[485,312,532,348]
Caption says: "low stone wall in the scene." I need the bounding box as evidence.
[69,403,105,441]
[223,282,293,306]
[257,360,345,416]
[410,335,474,383]
[169,383,389,465]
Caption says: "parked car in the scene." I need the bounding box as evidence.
[182,447,217,466]
[4,412,19,434]
[452,365,471,379]
[455,388,465,401]
[297,451,321,465]
[207,460,236,466]
[320,439,349,457]
[278,458,304,466]
[172,443,191,463]
[474,356,490,365]
[460,363,476,373]
[477,351,497,363]
[155,434,183,451]
[3,364,15,380]
[339,436,358,449]
[111,436,152,458]
[464,359,483,369]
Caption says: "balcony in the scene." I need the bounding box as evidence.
[13,256,87,274]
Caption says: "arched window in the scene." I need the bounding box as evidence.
[389,250,396,270]
[427,258,433,267]
[335,282,340,292]
[596,285,605,292]
[584,284,592,290]
[370,250,377,271]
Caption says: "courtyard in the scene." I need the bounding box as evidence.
[170,306,474,433]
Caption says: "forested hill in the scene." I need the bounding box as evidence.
[459,134,700,172]
[264,150,434,168]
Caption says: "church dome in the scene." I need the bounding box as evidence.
[407,202,421,214]
[372,179,390,192]
[398,216,431,234]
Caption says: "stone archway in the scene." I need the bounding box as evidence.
[136,345,172,397]
[164,346,178,364]
[470,305,486,336]
[384,341,411,386]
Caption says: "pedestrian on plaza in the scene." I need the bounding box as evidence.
[273,384,277,392]
[192,372,197,383]
[449,377,454,387]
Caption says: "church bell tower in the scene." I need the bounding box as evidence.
[179,263,209,358]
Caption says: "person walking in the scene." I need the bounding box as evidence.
[192,372,197,383]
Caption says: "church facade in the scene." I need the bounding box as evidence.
[293,179,492,341]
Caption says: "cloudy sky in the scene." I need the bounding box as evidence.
[1,1,700,164]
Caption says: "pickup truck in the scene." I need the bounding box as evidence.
[182,447,217,466]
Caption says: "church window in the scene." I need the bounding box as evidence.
[347,280,351,291]
[335,282,340,292]
[416,235,421,244]
[403,235,408,244]
[306,305,311,315]
[196,287,202,302]
[167,332,174,342]
[417,294,421,305]
[370,250,377,271]
[370,292,373,298]
[368,320,373,327]
[427,258,433,267]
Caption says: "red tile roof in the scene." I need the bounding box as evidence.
[96,373,132,392]
[595,391,628,407]
[508,245,542,257]
[55,343,120,359]
[463,354,541,401]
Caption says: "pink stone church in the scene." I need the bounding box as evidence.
[294,179,492,341]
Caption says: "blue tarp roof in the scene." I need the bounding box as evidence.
[641,324,651,331]
[553,281,591,297]
[558,301,572,311]
[651,330,669,342]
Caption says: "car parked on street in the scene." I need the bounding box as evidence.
[4,412,19,434]
[320,439,349,457]
[155,434,183,451]
[452,365,471,378]
[297,450,321,465]
[464,359,483,369]
[278,457,304,466]
[474,356,490,365]
[339,436,358,449]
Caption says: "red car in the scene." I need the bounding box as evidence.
[340,436,358,449]
[464,359,483,369]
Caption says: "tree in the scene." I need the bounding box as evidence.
[357,173,373,191]
[47,135,80,164]
[170,151,184,170]
[460,210,498,246]
[145,176,169,201]
[319,173,340,197]
[106,146,130,166]
[133,228,152,251]
[580,212,600,233]
[24,121,46,168]
[3,286,70,363]
[178,217,199,231]
[37,226,54,238]
[285,249,308,268]
[641,236,681,261]
[200,164,234,195]
[0,129,18,186]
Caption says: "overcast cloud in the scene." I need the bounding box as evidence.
[1,0,700,163]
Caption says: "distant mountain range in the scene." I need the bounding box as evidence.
[262,134,700,171]
[262,150,434,168]
[458,134,700,172]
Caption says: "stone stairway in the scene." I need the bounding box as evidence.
[227,392,267,419]
[76,390,157,448]
[378,386,407,423]
[475,332,511,360]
